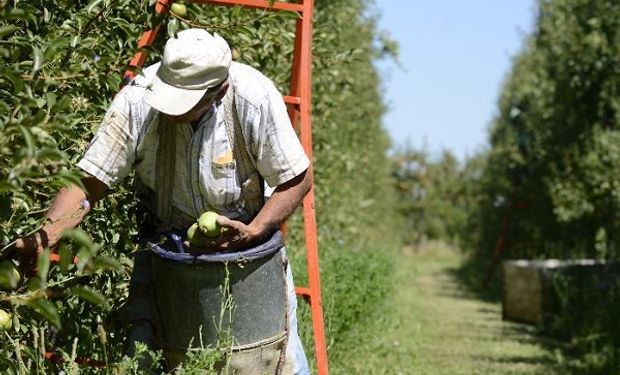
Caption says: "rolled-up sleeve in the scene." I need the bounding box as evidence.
[253,85,310,188]
[77,89,137,187]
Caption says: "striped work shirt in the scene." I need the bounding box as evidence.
[77,62,309,229]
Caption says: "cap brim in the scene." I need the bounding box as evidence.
[144,73,207,116]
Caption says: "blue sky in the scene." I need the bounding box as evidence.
[374,0,537,161]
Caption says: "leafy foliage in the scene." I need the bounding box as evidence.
[1,0,401,372]
[466,0,620,260]
[457,0,620,371]
[392,148,480,245]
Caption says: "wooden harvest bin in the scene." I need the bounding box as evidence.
[502,259,620,333]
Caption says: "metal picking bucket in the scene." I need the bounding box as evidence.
[151,250,288,372]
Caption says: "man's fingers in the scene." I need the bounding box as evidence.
[11,237,37,256]
[184,217,249,254]
[13,238,27,253]
[216,215,240,229]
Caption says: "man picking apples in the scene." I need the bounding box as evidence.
[11,28,310,374]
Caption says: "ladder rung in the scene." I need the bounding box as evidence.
[284,95,301,106]
[295,286,311,298]
[193,0,305,13]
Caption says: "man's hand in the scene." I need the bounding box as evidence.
[4,229,51,275]
[184,216,265,254]
[183,169,311,255]
[3,176,107,271]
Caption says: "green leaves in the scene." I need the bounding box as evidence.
[462,0,620,258]
[86,0,105,14]
[32,46,44,73]
[61,229,97,273]
[0,0,154,368]
[0,25,20,38]
[26,299,61,328]
[37,248,51,284]
[18,125,36,158]
[167,18,179,38]
[67,286,109,309]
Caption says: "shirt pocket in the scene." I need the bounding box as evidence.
[206,159,241,209]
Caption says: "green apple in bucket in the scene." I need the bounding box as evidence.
[186,222,208,247]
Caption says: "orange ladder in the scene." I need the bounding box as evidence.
[123,1,328,373]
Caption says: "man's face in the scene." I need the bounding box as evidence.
[165,92,218,124]
[165,82,228,124]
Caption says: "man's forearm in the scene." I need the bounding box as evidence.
[39,184,91,249]
[249,169,312,238]
[15,176,107,253]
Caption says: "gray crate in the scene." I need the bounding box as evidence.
[502,259,619,326]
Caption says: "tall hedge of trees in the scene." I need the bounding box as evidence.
[466,0,620,260]
[392,148,477,246]
[0,0,401,372]
[462,0,620,371]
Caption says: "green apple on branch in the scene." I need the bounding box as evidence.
[170,3,187,17]
[0,309,12,330]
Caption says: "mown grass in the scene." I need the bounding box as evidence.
[331,242,571,374]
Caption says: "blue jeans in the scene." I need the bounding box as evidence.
[127,249,309,374]
[284,252,310,374]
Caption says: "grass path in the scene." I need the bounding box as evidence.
[335,242,563,374]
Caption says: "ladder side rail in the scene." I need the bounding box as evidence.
[122,0,173,82]
[292,1,329,374]
[196,0,304,12]
[287,12,303,131]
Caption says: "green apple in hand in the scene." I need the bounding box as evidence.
[186,222,208,247]
[198,211,222,238]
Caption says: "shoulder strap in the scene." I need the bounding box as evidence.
[155,114,176,231]
[222,86,254,170]
[222,86,265,214]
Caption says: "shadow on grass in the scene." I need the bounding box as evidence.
[451,253,504,302]
[470,353,558,366]
[446,255,620,375]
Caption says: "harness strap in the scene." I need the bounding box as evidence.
[155,115,176,232]
[222,85,265,214]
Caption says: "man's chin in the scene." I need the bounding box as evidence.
[165,114,192,124]
[165,103,215,124]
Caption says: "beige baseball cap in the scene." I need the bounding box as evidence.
[144,28,231,115]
